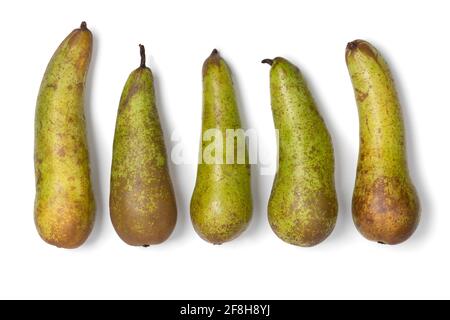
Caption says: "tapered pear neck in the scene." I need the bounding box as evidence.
[345,39,380,65]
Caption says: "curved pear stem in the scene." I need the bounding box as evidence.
[80,21,87,30]
[139,44,146,68]
[261,59,273,66]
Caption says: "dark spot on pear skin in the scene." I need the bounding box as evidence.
[57,147,66,157]
[355,88,369,102]
[121,82,141,109]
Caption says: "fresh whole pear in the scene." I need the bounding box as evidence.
[110,45,177,246]
[190,49,252,244]
[263,57,338,247]
[346,40,420,245]
[34,22,95,248]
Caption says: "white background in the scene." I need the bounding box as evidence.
[0,0,447,299]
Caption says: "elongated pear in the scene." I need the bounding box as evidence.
[190,49,252,244]
[34,22,95,248]
[346,40,420,245]
[263,57,337,247]
[110,45,177,246]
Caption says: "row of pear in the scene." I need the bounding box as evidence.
[34,22,419,249]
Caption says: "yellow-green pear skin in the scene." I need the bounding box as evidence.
[346,40,420,245]
[190,50,252,244]
[263,57,338,247]
[110,46,177,246]
[34,22,95,249]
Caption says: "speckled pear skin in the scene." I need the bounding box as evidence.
[264,57,338,247]
[34,22,95,249]
[110,46,177,246]
[346,40,420,245]
[190,50,252,244]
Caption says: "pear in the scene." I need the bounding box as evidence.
[110,45,177,246]
[34,22,95,248]
[346,40,420,245]
[190,49,252,244]
[263,57,337,247]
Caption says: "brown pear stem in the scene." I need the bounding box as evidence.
[139,44,146,68]
[261,59,273,66]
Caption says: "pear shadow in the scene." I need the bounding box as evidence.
[83,31,105,247]
[151,65,190,242]
[285,56,355,245]
[374,42,432,245]
[227,55,268,241]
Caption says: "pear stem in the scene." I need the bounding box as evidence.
[261,59,273,66]
[139,44,146,68]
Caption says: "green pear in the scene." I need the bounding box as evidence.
[346,40,420,245]
[190,49,252,244]
[110,45,177,246]
[34,22,95,249]
[263,57,337,247]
